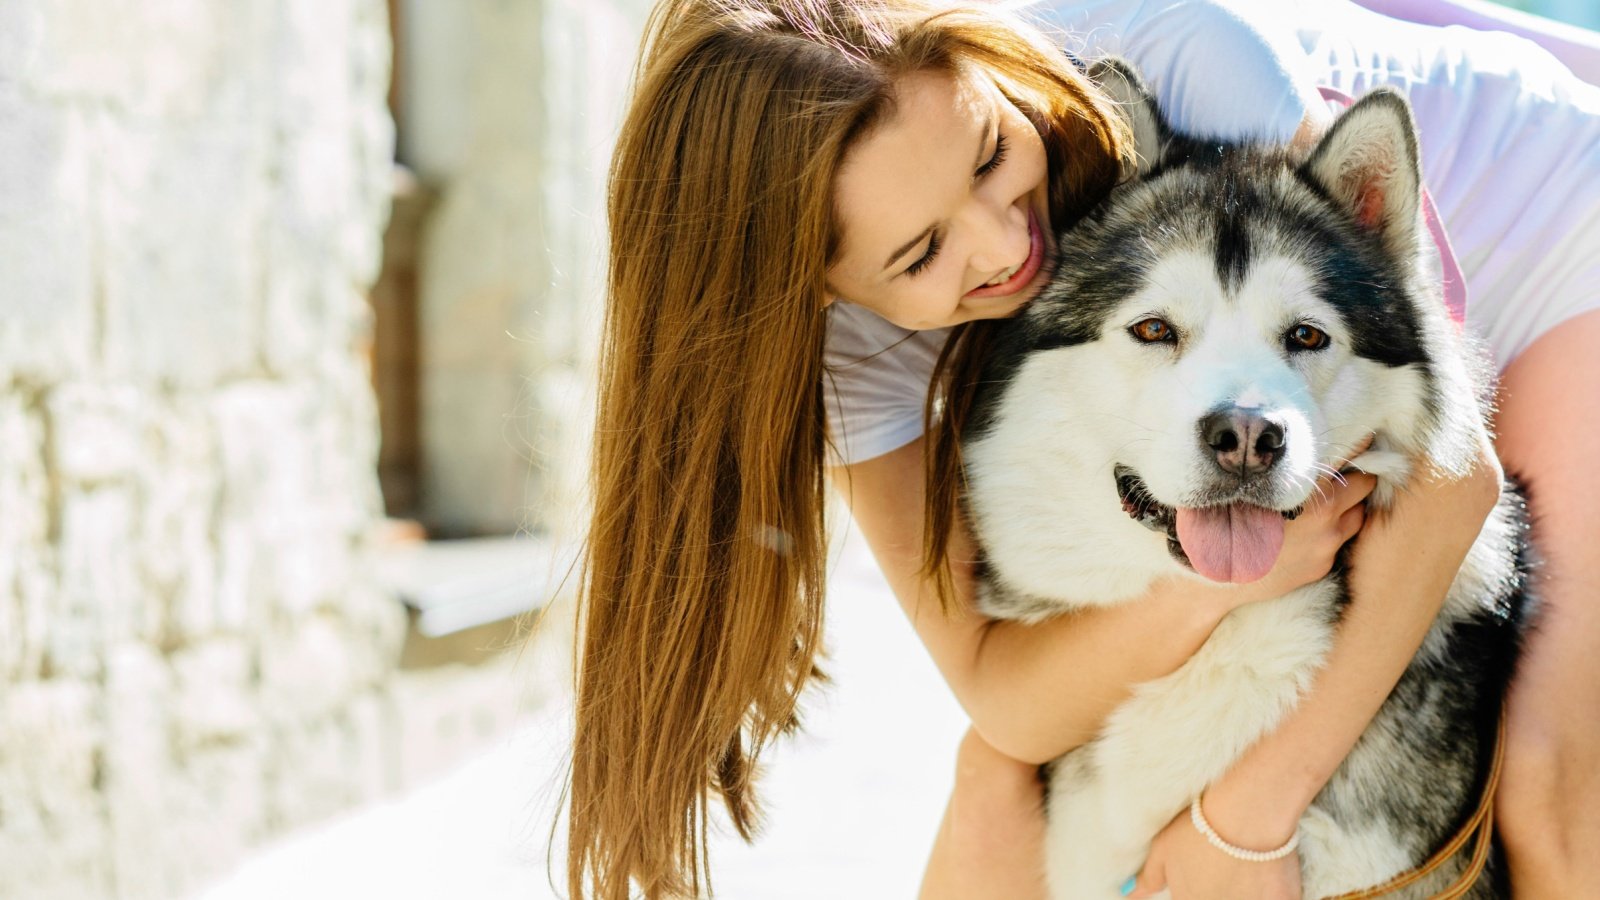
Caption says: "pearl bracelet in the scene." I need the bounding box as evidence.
[1188,796,1300,863]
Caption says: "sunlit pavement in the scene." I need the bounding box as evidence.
[198,523,969,899]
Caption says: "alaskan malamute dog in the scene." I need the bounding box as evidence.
[960,61,1532,898]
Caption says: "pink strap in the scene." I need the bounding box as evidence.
[1317,86,1467,325]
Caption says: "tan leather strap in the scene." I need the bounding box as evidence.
[1320,705,1506,900]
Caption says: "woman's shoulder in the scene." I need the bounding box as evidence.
[824,303,950,466]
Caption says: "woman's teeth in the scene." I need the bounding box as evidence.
[984,263,1021,287]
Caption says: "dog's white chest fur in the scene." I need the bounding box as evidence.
[1041,586,1345,897]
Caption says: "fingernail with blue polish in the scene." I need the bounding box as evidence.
[1120,875,1137,897]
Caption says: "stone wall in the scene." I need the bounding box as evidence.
[0,2,404,897]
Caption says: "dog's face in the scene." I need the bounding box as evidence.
[963,62,1482,603]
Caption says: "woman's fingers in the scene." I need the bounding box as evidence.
[1125,867,1161,897]
[1319,471,1374,546]
[1301,469,1375,521]
[1338,500,1366,542]
[1227,464,1380,604]
[1332,471,1377,513]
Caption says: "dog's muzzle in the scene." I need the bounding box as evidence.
[1114,465,1304,575]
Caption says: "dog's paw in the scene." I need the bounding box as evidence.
[1346,448,1410,509]
[1345,448,1409,480]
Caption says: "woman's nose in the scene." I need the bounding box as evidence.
[963,199,1028,274]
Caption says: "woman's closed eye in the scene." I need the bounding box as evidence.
[904,230,943,277]
[901,134,1009,279]
[975,132,1008,178]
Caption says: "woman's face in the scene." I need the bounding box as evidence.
[826,66,1053,331]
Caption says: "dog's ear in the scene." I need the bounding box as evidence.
[1301,88,1423,261]
[1086,57,1168,180]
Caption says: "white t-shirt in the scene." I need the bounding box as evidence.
[824,0,1600,466]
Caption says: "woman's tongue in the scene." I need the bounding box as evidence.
[1174,504,1285,584]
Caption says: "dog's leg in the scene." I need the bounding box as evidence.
[1041,752,1163,900]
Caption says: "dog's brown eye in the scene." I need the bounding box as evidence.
[1287,324,1329,351]
[1130,318,1175,344]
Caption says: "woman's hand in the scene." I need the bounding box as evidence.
[1127,806,1300,900]
[1346,434,1502,600]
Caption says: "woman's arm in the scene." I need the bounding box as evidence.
[1131,436,1503,897]
[834,435,1371,764]
[1487,308,1600,896]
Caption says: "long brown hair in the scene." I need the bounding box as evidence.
[569,2,1127,896]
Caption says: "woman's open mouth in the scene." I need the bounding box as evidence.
[964,208,1045,299]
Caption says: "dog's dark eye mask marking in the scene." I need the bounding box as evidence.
[1013,146,1436,370]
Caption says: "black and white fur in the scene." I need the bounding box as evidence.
[960,60,1533,899]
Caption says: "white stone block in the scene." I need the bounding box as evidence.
[105,644,260,899]
[0,5,44,84]
[259,615,360,723]
[52,487,141,676]
[137,399,223,642]
[46,382,144,484]
[0,394,52,679]
[214,520,259,635]
[0,679,103,825]
[213,382,360,615]
[98,117,265,387]
[259,0,394,367]
[0,89,94,383]
[159,743,269,890]
[0,679,112,899]
[25,0,276,124]
[170,638,259,750]
[102,644,177,896]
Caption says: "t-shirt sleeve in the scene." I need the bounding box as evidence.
[1019,0,1324,143]
[822,302,951,467]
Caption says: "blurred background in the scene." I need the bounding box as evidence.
[2,0,651,896]
[1502,0,1598,28]
[1,1,1594,899]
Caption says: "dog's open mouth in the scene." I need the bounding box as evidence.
[1115,466,1177,537]
[1114,465,1301,585]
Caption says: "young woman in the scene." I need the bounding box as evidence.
[566,1,1600,897]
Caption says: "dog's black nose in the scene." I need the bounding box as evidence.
[1200,406,1286,477]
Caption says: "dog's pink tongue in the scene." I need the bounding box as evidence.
[1175,504,1285,584]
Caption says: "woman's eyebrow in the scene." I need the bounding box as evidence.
[880,111,995,272]
[884,225,936,271]
[971,110,995,170]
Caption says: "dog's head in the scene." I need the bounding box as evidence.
[962,61,1486,599]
